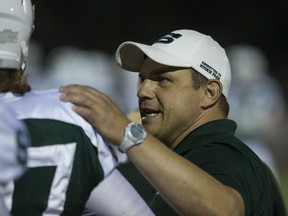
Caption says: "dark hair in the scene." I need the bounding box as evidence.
[190,68,229,116]
[0,69,31,95]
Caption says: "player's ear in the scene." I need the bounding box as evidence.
[201,80,222,108]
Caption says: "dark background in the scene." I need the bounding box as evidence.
[31,0,288,96]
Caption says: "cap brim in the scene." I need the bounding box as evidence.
[115,41,190,72]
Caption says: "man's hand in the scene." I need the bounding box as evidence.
[59,84,130,145]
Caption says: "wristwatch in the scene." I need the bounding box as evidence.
[119,122,147,153]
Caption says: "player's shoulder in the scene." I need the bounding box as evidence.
[4,89,82,125]
[23,89,65,105]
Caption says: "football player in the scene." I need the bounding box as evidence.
[0,0,153,215]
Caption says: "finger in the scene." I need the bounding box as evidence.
[59,85,109,105]
[60,86,94,103]
[59,84,104,96]
[59,90,88,105]
[59,86,112,126]
[71,105,96,123]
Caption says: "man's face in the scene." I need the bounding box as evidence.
[138,58,204,148]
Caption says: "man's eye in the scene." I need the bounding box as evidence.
[158,77,169,84]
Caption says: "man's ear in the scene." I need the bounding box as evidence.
[200,80,222,109]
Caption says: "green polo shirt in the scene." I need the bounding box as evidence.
[118,119,286,216]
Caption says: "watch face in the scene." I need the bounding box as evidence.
[131,124,144,138]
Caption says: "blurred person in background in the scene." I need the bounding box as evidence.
[0,0,153,215]
[226,44,287,178]
[27,44,139,115]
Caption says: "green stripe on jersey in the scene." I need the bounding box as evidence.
[11,119,105,216]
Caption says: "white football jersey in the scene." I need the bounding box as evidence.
[0,101,30,216]
[0,101,29,184]
[1,89,154,216]
[2,89,117,215]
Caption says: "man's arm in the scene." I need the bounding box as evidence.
[60,85,244,216]
[126,134,244,216]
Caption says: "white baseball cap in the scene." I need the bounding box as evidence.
[115,29,231,98]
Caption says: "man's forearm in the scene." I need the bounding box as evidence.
[127,134,245,216]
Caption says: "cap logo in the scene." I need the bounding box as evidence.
[0,29,18,44]
[200,61,221,80]
[153,32,182,45]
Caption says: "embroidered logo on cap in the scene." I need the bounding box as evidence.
[200,61,221,80]
[153,33,182,45]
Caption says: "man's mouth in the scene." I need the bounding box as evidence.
[141,108,161,120]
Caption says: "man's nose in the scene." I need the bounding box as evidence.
[137,79,155,99]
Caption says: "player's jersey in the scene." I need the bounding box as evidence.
[1,89,117,216]
[0,101,30,184]
[0,101,30,216]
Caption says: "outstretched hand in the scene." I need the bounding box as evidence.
[59,84,131,145]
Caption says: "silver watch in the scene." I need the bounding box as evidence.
[119,122,147,153]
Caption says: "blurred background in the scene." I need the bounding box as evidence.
[29,0,288,209]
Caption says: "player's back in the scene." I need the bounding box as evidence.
[2,89,117,216]
[0,101,30,216]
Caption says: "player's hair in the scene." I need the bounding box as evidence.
[190,68,229,116]
[0,70,31,95]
